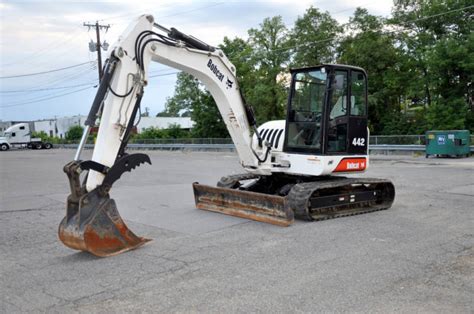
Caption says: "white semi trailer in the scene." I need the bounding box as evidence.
[0,123,53,151]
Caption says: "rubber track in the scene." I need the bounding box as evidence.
[288,177,395,221]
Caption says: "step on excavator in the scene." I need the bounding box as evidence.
[59,15,395,257]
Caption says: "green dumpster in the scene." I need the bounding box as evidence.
[425,130,471,158]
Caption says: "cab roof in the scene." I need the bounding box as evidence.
[290,64,367,75]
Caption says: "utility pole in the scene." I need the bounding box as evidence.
[84,21,110,81]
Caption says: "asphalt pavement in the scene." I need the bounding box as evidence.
[1,149,473,312]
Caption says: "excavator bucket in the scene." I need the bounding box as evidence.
[59,157,151,257]
[58,189,150,257]
[193,183,294,226]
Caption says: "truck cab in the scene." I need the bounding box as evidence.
[0,123,52,151]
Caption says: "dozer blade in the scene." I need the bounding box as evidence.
[193,182,294,227]
[58,189,150,257]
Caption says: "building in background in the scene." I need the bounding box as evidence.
[137,117,194,132]
[34,116,87,138]
[1,115,194,138]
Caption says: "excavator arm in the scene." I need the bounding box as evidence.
[59,15,278,257]
[81,15,271,192]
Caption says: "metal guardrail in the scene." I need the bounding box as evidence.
[54,134,473,153]
[369,144,425,151]
[57,135,474,146]
[129,138,234,145]
[58,143,473,153]
[58,143,236,150]
[128,143,236,150]
[370,135,474,145]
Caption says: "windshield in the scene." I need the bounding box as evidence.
[286,68,327,151]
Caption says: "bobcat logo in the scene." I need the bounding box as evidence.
[226,78,233,89]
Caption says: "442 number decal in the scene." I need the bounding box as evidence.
[352,138,365,146]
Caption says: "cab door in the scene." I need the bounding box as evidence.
[324,68,368,155]
[347,70,368,155]
[325,69,349,154]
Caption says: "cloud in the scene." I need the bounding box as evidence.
[0,0,393,120]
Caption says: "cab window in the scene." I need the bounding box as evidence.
[350,71,367,116]
[286,68,326,151]
[327,70,348,153]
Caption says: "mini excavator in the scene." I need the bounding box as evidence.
[59,15,395,257]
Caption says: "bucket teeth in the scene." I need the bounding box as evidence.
[59,188,150,257]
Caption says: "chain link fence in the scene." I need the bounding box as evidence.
[369,135,426,145]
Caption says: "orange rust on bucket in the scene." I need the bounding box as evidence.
[59,189,150,257]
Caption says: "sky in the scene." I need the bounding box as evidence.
[0,0,394,121]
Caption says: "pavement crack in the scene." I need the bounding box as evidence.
[0,207,59,214]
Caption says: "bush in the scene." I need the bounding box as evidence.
[31,131,62,144]
[131,125,191,141]
[65,125,84,141]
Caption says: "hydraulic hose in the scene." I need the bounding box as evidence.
[84,57,118,127]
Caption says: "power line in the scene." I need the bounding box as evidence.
[1,71,177,108]
[0,86,94,108]
[12,62,97,92]
[230,3,474,59]
[4,3,471,109]
[0,26,85,68]
[2,71,96,103]
[0,61,93,79]
[0,82,97,93]
[401,4,474,23]
[144,4,474,83]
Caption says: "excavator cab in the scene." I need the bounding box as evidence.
[194,64,393,224]
[285,65,368,157]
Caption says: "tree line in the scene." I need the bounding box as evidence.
[158,1,473,137]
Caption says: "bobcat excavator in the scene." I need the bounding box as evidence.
[59,15,395,257]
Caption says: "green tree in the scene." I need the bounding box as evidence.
[338,8,408,133]
[290,6,342,66]
[247,16,291,122]
[158,72,198,117]
[165,123,190,138]
[219,36,257,106]
[164,72,229,138]
[190,91,228,138]
[391,0,474,131]
[65,125,84,141]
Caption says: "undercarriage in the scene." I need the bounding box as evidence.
[193,173,395,225]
